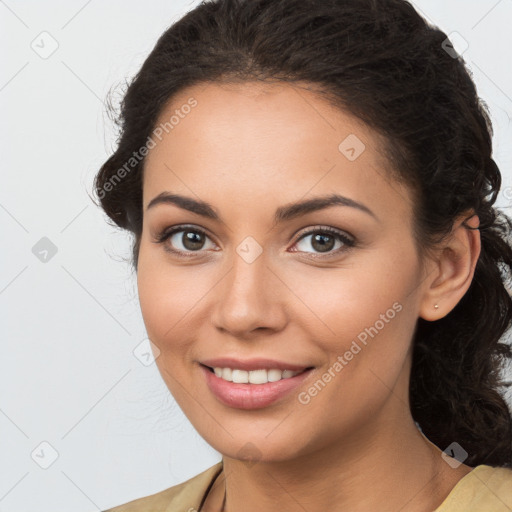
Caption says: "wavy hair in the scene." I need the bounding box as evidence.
[93,0,512,467]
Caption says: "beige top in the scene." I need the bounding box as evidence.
[103,461,512,511]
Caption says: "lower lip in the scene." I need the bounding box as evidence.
[200,364,314,410]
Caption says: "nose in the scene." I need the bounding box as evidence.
[210,248,288,338]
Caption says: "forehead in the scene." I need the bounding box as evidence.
[142,81,413,225]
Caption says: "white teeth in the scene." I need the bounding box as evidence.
[267,369,282,382]
[232,369,249,383]
[248,369,267,384]
[212,367,303,384]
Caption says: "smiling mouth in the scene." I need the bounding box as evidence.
[201,364,314,384]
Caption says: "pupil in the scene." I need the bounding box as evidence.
[312,233,334,253]
[180,231,335,252]
[183,231,204,250]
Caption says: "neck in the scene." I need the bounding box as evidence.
[206,407,472,512]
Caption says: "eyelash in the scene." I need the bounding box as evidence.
[152,224,356,259]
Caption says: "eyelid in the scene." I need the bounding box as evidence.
[293,225,354,244]
[153,224,214,243]
[151,224,218,259]
[289,225,355,257]
[153,224,355,258]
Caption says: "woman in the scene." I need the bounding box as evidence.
[96,0,512,510]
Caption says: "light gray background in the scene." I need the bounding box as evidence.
[1,1,512,510]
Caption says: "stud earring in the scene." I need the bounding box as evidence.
[434,304,439,309]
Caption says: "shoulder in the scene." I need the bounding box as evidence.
[435,464,512,512]
[102,461,223,512]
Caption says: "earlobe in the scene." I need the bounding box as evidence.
[419,214,481,322]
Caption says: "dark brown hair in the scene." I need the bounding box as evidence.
[93,0,512,467]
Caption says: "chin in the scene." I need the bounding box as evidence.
[198,424,314,464]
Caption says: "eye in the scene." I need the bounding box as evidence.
[153,225,217,257]
[153,224,355,259]
[290,226,355,257]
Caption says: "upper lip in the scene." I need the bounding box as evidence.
[200,357,313,372]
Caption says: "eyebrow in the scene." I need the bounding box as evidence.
[146,192,377,223]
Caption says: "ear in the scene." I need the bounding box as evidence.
[419,213,481,321]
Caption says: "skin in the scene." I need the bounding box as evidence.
[137,81,481,512]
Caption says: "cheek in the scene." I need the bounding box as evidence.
[278,244,419,349]
[136,238,227,363]
[136,244,207,403]
[284,246,420,407]
[137,242,193,346]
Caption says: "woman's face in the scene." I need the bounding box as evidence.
[137,81,431,463]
